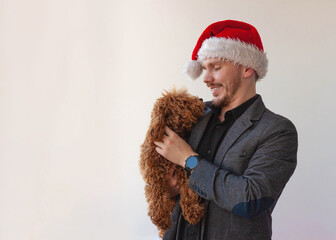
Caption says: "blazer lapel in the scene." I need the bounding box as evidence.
[214,96,266,165]
[188,108,212,151]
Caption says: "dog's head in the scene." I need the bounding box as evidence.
[150,88,204,141]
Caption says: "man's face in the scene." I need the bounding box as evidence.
[202,58,243,108]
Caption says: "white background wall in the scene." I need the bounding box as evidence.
[1,0,335,239]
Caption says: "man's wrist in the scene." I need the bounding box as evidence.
[184,155,200,177]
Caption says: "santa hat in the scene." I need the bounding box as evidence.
[184,20,268,80]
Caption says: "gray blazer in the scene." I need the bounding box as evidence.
[164,95,298,240]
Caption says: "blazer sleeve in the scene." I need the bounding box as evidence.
[187,117,298,219]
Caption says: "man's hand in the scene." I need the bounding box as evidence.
[154,126,197,167]
[167,164,180,198]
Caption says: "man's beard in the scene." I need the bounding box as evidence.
[212,75,242,108]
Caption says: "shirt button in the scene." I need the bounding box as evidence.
[207,150,211,154]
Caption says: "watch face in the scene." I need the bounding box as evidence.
[187,156,199,169]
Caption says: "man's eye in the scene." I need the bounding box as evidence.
[214,67,221,71]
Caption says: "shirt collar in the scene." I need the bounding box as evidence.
[210,94,259,121]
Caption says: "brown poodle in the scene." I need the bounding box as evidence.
[139,88,205,238]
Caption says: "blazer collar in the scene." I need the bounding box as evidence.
[188,95,265,153]
[188,106,212,150]
[215,95,265,162]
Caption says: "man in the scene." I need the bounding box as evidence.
[154,20,298,240]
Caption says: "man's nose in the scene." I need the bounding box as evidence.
[203,71,213,83]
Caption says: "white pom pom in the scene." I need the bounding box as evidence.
[183,60,203,80]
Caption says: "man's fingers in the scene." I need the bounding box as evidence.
[164,126,175,136]
[168,164,177,176]
[154,141,164,149]
[172,167,177,177]
[154,141,168,158]
[155,146,164,156]
[168,165,178,188]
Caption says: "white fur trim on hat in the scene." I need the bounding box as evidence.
[196,37,268,80]
[183,60,203,80]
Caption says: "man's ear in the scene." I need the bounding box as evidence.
[242,67,255,79]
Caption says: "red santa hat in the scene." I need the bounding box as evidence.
[184,20,268,80]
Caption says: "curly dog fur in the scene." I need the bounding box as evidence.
[139,88,205,238]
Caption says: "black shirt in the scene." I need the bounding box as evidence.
[198,94,259,162]
[178,94,259,240]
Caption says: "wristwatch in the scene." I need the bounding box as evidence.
[185,155,200,176]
